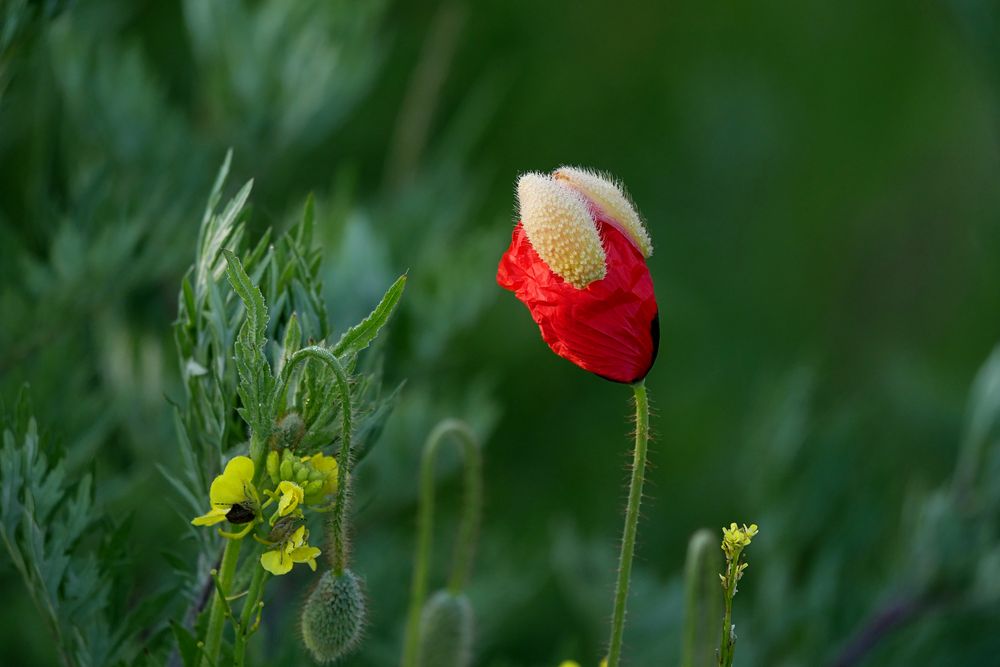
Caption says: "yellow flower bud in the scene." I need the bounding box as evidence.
[266,450,280,485]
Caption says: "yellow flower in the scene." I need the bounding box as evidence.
[721,522,758,559]
[192,456,259,538]
[276,480,305,517]
[260,525,321,576]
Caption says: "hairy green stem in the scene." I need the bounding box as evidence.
[400,419,482,667]
[232,566,268,667]
[275,346,353,573]
[607,381,650,667]
[201,538,242,667]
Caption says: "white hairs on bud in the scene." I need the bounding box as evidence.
[516,172,607,288]
[553,166,652,258]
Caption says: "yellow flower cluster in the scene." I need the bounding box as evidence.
[191,450,340,576]
[721,522,758,560]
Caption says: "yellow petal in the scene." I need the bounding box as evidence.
[311,453,337,474]
[209,475,245,506]
[191,507,229,526]
[309,454,339,496]
[260,548,293,576]
[277,481,304,516]
[291,545,321,561]
[290,545,321,566]
[289,525,307,548]
[224,455,254,483]
[209,456,255,505]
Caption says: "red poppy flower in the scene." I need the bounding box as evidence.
[497,167,659,384]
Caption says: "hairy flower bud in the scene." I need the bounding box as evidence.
[416,590,474,667]
[301,569,366,663]
[275,412,306,449]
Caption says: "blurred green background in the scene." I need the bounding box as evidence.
[2,0,1000,665]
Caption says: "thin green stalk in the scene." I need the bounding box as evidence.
[718,561,738,667]
[400,419,482,667]
[607,380,650,667]
[201,538,242,667]
[233,566,268,667]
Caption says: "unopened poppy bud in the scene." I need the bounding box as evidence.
[416,590,474,667]
[275,412,305,449]
[497,167,659,383]
[301,569,366,663]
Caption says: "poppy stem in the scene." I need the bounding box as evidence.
[400,419,482,667]
[607,380,649,667]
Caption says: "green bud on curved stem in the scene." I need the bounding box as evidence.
[272,346,353,574]
[400,419,483,667]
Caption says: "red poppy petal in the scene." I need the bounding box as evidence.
[497,218,659,383]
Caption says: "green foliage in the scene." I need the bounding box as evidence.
[3,0,999,665]
[0,389,171,667]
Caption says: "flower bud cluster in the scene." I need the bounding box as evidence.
[266,448,339,505]
[719,523,758,591]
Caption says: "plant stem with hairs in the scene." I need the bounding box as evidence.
[607,380,650,667]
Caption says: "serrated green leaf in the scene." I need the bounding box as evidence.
[333,274,407,356]
[223,249,274,436]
